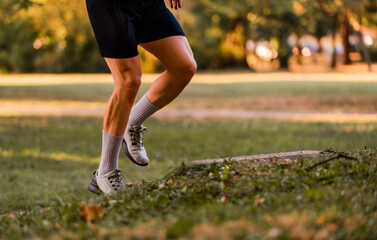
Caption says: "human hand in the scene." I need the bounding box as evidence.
[168,0,182,10]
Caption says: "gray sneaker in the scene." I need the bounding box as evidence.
[88,169,126,194]
[122,125,150,166]
[88,171,102,195]
[97,169,126,194]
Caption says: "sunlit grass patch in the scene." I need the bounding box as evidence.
[0,149,13,158]
[0,74,114,86]
[0,100,106,107]
[1,72,377,87]
[338,123,377,133]
[19,148,99,163]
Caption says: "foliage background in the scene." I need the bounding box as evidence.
[1,0,377,73]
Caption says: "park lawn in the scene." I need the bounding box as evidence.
[0,116,376,231]
[1,74,377,238]
[3,81,377,102]
[1,81,377,111]
[0,130,376,239]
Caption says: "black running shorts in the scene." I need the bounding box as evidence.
[86,0,186,58]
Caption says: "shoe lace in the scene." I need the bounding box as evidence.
[107,169,126,191]
[129,126,148,149]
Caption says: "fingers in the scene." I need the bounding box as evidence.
[169,0,181,10]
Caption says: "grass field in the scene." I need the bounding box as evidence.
[0,73,377,239]
[2,81,377,101]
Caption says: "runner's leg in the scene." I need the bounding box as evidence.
[139,35,196,108]
[86,0,143,192]
[103,57,142,136]
[97,56,142,176]
[122,36,195,166]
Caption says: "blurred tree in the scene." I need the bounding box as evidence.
[299,0,372,68]
[25,0,108,72]
[364,0,377,61]
[188,0,299,68]
[246,0,297,68]
[0,0,38,73]
[1,0,376,73]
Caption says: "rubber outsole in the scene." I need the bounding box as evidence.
[88,183,102,195]
[122,139,149,167]
[87,171,102,195]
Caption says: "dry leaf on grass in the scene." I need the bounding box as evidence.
[79,202,104,223]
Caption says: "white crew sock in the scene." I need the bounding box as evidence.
[98,131,123,176]
[128,93,161,127]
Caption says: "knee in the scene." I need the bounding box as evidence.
[170,57,197,84]
[182,57,197,79]
[115,69,142,94]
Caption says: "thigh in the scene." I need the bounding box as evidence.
[86,0,138,58]
[105,56,142,85]
[140,36,194,70]
[135,0,185,44]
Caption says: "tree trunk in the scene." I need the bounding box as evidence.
[357,10,372,72]
[278,32,291,69]
[331,13,338,69]
[342,11,352,65]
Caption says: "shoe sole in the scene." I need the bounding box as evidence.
[122,139,149,167]
[88,182,102,195]
[87,171,102,195]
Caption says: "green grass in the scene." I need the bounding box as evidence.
[2,81,377,111]
[1,81,377,102]
[1,116,376,216]
[1,143,376,239]
[1,75,377,239]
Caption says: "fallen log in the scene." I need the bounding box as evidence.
[191,150,332,165]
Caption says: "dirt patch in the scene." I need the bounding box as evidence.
[1,72,377,86]
[171,96,377,112]
[154,109,377,123]
[1,101,377,123]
